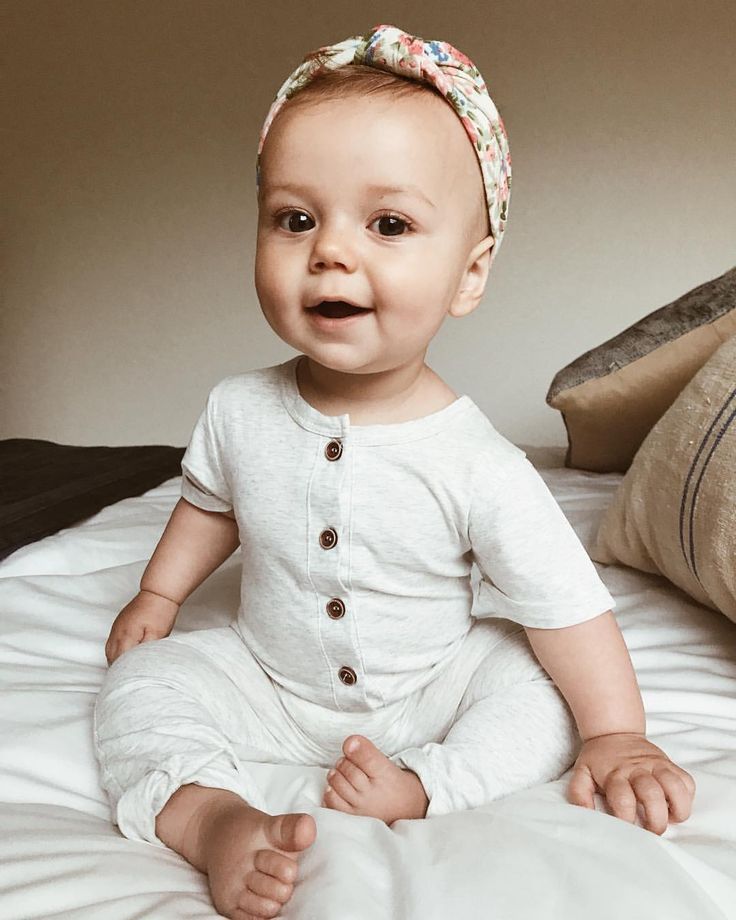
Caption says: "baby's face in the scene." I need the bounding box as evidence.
[255,91,493,377]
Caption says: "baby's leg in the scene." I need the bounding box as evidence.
[94,630,316,919]
[392,622,581,817]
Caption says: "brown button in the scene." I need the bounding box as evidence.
[319,528,338,550]
[326,598,346,619]
[338,666,357,686]
[325,439,343,461]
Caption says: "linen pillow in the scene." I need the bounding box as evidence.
[546,265,736,473]
[591,335,736,622]
[0,439,185,560]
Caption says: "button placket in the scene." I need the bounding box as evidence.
[306,434,362,706]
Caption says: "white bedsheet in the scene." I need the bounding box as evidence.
[1,449,735,920]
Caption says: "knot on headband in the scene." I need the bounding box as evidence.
[257,23,511,262]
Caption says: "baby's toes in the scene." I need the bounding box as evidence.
[323,782,356,812]
[343,735,390,779]
[335,756,370,792]
[253,849,298,885]
[247,867,293,903]
[327,764,366,805]
[237,891,281,918]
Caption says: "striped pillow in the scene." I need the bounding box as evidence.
[546,266,736,473]
[592,334,736,622]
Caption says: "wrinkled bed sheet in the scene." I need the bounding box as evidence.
[1,447,735,920]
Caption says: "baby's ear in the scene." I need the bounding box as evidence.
[448,235,494,318]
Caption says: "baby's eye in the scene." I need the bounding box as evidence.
[276,210,314,233]
[370,212,414,237]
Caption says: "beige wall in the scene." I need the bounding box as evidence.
[4,0,735,447]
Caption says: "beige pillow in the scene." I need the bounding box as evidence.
[592,334,736,622]
[546,266,736,473]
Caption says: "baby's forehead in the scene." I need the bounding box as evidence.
[262,90,471,177]
[258,90,486,231]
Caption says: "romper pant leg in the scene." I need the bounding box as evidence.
[94,625,321,845]
[391,620,581,817]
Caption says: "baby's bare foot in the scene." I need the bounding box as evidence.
[202,800,316,919]
[322,734,429,825]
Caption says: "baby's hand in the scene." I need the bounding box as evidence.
[567,732,696,835]
[105,589,180,665]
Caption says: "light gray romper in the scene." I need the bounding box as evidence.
[94,357,615,844]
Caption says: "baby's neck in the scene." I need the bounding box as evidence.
[296,357,458,425]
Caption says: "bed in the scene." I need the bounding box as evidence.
[1,445,735,920]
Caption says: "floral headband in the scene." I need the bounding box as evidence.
[256,23,512,263]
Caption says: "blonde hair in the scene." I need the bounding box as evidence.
[278,61,437,107]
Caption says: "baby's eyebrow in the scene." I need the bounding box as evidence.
[262,181,436,209]
[364,183,436,209]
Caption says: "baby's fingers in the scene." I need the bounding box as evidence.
[656,767,695,823]
[105,625,145,665]
[105,638,123,665]
[629,772,669,835]
[105,636,130,665]
[602,773,638,825]
[567,762,596,809]
[105,634,121,665]
[142,622,172,642]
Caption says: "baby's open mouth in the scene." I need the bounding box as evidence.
[308,301,371,319]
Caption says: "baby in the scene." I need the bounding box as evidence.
[95,23,696,920]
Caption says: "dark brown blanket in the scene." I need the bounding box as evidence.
[0,439,185,561]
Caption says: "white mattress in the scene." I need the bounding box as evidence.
[1,449,735,920]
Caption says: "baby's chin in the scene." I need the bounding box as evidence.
[288,332,427,380]
[297,346,387,377]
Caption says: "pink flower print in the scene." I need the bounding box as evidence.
[460,115,480,145]
[448,46,474,68]
[433,71,453,95]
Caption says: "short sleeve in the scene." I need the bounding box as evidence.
[469,457,615,629]
[180,385,233,513]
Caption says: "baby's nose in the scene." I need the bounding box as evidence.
[310,223,358,271]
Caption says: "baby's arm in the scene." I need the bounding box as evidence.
[105,498,239,664]
[524,611,696,834]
